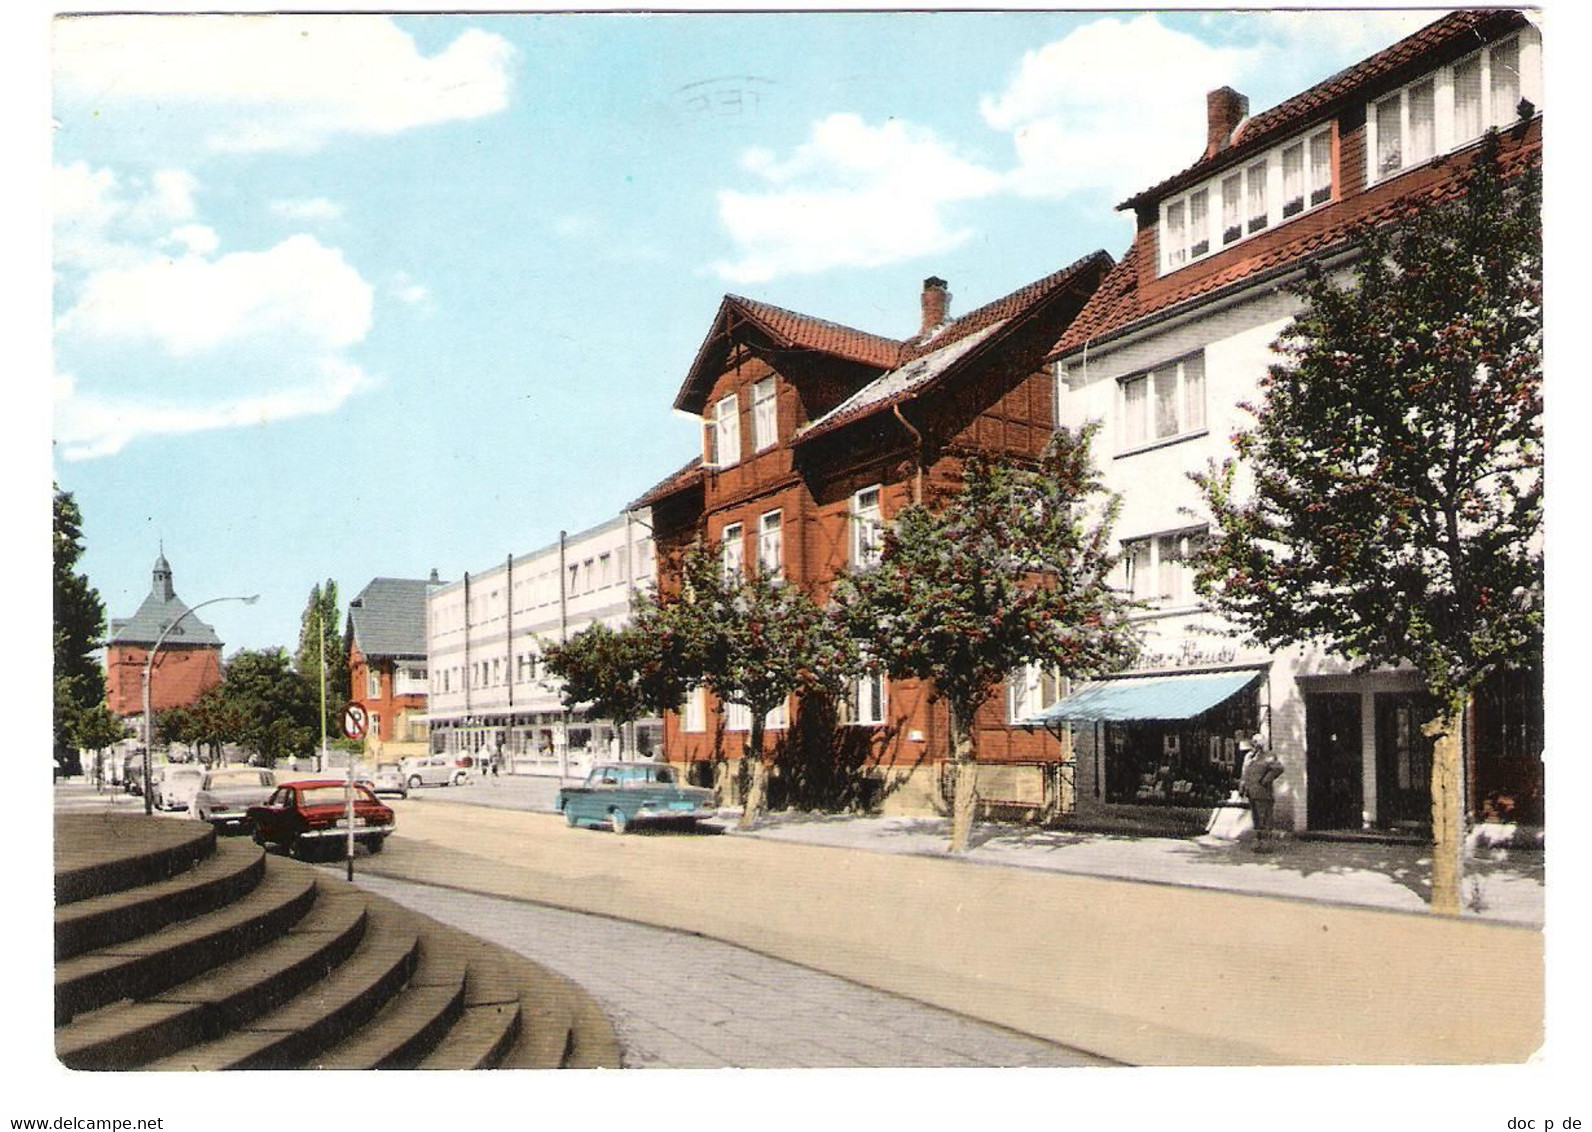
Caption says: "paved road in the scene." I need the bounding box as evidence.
[351,871,1111,1069]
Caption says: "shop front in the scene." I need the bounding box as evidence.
[1030,667,1269,832]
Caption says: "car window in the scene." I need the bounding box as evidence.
[298,784,377,806]
[205,770,264,789]
[655,767,675,784]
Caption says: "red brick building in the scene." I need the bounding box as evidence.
[345,574,440,746]
[634,254,1112,814]
[104,552,224,723]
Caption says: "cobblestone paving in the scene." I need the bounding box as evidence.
[351,872,1112,1070]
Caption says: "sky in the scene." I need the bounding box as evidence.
[43,6,1462,655]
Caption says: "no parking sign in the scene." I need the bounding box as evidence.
[341,702,369,741]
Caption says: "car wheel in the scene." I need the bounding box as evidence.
[366,836,385,855]
[610,808,629,835]
[252,828,267,848]
[408,775,423,789]
[453,772,467,786]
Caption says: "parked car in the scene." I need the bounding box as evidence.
[190,767,277,832]
[401,755,469,790]
[247,779,395,858]
[556,762,718,833]
[371,762,409,798]
[152,764,205,812]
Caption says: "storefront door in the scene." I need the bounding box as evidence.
[1374,693,1439,829]
[1305,692,1363,830]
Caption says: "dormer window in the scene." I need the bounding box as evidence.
[706,392,740,468]
[1367,29,1539,185]
[1159,126,1333,276]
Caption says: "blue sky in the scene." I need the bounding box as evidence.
[46,8,1482,652]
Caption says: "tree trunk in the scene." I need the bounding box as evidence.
[1424,703,1468,915]
[738,716,767,831]
[947,704,978,854]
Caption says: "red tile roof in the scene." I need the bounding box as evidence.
[1120,9,1530,212]
[628,456,704,511]
[799,251,1113,443]
[1054,129,1540,359]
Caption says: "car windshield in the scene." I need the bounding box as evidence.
[205,770,269,788]
[170,768,204,781]
[298,785,376,807]
[377,763,400,773]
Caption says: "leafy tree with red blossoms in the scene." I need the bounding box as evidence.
[833,426,1140,854]
[1193,131,1542,913]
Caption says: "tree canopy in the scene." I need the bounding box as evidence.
[833,428,1140,851]
[53,485,107,758]
[295,579,348,741]
[222,647,317,765]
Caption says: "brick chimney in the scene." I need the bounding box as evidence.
[920,276,950,337]
[1205,87,1250,159]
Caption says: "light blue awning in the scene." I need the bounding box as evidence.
[1025,670,1261,725]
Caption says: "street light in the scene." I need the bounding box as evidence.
[142,594,260,816]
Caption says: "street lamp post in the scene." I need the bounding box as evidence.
[142,594,260,816]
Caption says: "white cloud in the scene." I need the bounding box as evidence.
[390,271,429,306]
[54,360,377,462]
[59,234,372,356]
[52,15,515,152]
[980,14,1256,201]
[54,162,202,270]
[711,113,1003,283]
[270,196,344,221]
[164,224,219,256]
[979,11,1442,203]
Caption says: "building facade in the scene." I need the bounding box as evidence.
[1043,10,1544,834]
[424,513,659,776]
[345,573,441,748]
[104,551,225,728]
[634,256,1113,815]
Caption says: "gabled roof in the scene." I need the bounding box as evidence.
[346,577,438,660]
[673,294,902,415]
[628,456,705,511]
[1053,128,1541,360]
[1119,9,1531,212]
[798,251,1114,443]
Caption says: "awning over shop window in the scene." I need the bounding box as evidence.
[1024,670,1262,725]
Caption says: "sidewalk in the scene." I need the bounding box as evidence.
[727,812,1546,927]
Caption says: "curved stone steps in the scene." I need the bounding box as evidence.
[56,837,265,960]
[142,900,421,1070]
[56,884,370,1070]
[55,856,317,1024]
[55,815,215,906]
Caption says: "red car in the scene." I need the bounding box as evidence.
[247,779,395,858]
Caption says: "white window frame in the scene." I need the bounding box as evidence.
[1008,664,1064,724]
[366,669,381,699]
[1367,29,1540,186]
[751,376,778,452]
[1118,352,1206,453]
[1159,126,1334,275]
[846,669,887,727]
[721,522,744,584]
[756,510,783,580]
[682,687,705,733]
[1121,526,1208,608]
[850,485,884,569]
[726,698,787,733]
[708,393,741,468]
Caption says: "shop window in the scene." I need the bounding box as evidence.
[1102,682,1260,807]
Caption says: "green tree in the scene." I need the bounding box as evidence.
[662,546,850,829]
[71,703,129,787]
[223,648,318,766]
[188,684,246,765]
[1192,132,1542,914]
[295,580,348,743]
[540,600,696,759]
[54,485,107,762]
[833,430,1141,853]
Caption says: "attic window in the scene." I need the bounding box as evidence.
[1367,29,1539,185]
[1158,125,1333,276]
[706,392,740,468]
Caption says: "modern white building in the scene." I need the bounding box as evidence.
[1042,10,1543,836]
[424,511,658,777]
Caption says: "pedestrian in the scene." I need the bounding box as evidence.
[1239,733,1284,851]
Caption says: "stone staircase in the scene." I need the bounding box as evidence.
[55,812,620,1071]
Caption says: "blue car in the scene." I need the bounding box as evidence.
[557,762,718,833]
